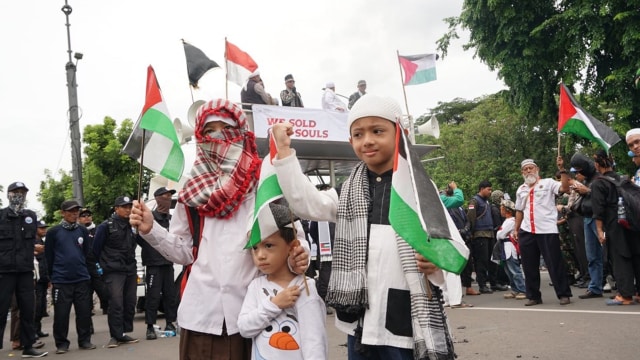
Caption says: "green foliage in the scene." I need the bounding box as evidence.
[37,170,73,224]
[438,0,640,132]
[38,117,152,223]
[419,94,565,201]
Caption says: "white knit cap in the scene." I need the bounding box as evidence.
[625,128,640,142]
[347,94,402,129]
[325,81,335,89]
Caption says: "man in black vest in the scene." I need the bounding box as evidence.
[94,196,139,348]
[0,182,48,357]
[467,180,495,294]
[240,71,277,109]
[138,187,178,340]
[348,80,366,109]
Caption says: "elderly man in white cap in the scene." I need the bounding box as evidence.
[240,71,277,108]
[321,81,346,112]
[626,128,640,185]
[514,158,573,306]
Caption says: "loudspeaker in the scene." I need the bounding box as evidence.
[416,115,440,139]
[173,118,194,145]
[187,100,207,129]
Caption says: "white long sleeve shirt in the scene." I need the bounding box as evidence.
[238,275,327,360]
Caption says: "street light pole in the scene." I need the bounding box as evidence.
[62,1,84,204]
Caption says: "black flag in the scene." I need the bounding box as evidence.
[182,40,219,88]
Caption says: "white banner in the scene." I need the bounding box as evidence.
[251,105,349,142]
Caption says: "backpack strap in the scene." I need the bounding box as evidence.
[179,204,204,299]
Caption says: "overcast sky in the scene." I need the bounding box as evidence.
[0,0,505,215]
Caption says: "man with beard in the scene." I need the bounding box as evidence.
[514,159,573,306]
[0,182,47,357]
[138,187,178,340]
[627,128,640,186]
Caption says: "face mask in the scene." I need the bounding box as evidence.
[7,192,26,212]
[155,196,172,214]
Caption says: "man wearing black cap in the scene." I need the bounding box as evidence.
[137,187,178,340]
[0,182,47,357]
[93,196,139,348]
[348,79,367,109]
[280,74,303,107]
[44,200,95,353]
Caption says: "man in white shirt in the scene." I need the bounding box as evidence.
[321,82,346,112]
[514,158,572,306]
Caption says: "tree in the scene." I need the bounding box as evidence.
[438,0,640,139]
[37,170,73,224]
[418,93,561,200]
[39,117,152,222]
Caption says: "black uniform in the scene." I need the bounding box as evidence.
[0,207,39,351]
[94,215,138,340]
[136,210,178,326]
[34,234,49,336]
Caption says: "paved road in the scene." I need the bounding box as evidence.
[3,271,640,359]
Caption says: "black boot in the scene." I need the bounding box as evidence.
[36,323,49,338]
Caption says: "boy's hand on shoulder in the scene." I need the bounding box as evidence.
[272,123,294,159]
[271,285,301,309]
[415,254,439,276]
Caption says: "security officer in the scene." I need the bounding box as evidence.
[0,182,48,357]
[138,187,178,340]
[93,196,139,348]
[80,207,109,315]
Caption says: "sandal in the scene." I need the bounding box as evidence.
[605,295,634,305]
[450,302,474,309]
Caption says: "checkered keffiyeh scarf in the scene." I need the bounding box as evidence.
[326,162,455,360]
[178,99,261,218]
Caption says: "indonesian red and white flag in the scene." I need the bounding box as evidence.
[225,40,258,87]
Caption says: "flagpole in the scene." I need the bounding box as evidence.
[137,129,146,203]
[224,37,229,101]
[396,50,415,143]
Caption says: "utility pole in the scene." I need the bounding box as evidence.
[62,1,84,204]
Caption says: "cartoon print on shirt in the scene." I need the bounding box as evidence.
[254,287,302,360]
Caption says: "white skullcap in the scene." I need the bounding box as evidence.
[625,128,640,142]
[347,94,402,129]
[520,159,537,169]
[204,114,236,127]
[325,81,335,89]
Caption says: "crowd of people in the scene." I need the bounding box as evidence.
[3,90,640,359]
[0,187,182,357]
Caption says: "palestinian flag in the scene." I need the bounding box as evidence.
[389,121,469,274]
[246,131,283,248]
[182,40,219,88]
[398,53,437,85]
[225,40,259,87]
[122,66,185,182]
[558,83,621,152]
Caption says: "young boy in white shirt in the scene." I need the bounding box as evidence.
[238,202,327,360]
